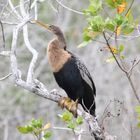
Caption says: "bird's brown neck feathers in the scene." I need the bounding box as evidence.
[55,31,66,50]
[47,39,71,72]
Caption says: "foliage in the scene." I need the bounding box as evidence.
[135,106,140,128]
[80,0,138,63]
[81,0,140,128]
[17,118,52,140]
[17,112,84,139]
[60,111,84,130]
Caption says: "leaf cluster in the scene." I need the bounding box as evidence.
[60,111,84,129]
[17,118,52,139]
[135,106,140,128]
[79,0,137,47]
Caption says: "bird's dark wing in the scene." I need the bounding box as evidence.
[71,54,96,96]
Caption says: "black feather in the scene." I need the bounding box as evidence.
[54,54,96,116]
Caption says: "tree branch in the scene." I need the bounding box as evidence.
[55,0,84,15]
[103,31,140,104]
[0,73,12,81]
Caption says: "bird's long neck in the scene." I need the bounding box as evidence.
[47,39,71,72]
[55,32,66,50]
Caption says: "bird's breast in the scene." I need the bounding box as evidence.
[47,45,71,72]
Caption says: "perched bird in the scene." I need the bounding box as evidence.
[34,21,96,116]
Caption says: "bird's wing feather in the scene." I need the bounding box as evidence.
[71,54,96,96]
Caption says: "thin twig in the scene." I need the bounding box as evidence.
[0,21,5,48]
[128,58,140,77]
[0,0,8,18]
[103,31,140,104]
[30,0,38,9]
[106,32,140,42]
[49,0,59,13]
[55,0,84,15]
[125,0,135,16]
[8,0,22,20]
[126,74,140,103]
[20,0,27,17]
[1,21,18,25]
[0,73,12,81]
[3,119,8,140]
[103,31,126,73]
[2,0,28,20]
[0,51,11,56]
[34,1,38,20]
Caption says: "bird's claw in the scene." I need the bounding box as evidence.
[58,97,78,117]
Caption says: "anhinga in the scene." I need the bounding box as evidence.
[34,21,96,117]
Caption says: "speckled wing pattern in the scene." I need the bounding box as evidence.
[72,55,96,96]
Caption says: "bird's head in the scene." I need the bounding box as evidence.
[33,20,66,49]
[46,25,62,35]
[33,20,63,36]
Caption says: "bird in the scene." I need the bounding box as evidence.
[34,20,96,117]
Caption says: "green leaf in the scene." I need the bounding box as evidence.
[44,131,52,139]
[106,56,115,63]
[135,106,140,114]
[106,0,123,8]
[115,14,124,26]
[76,116,83,125]
[122,24,134,34]
[120,55,125,59]
[84,0,102,16]
[105,18,116,31]
[31,118,43,128]
[62,111,73,122]
[83,27,92,41]
[119,44,124,53]
[126,10,134,23]
[17,125,34,134]
[67,121,76,129]
[138,117,140,121]
[106,0,116,8]
[89,15,105,32]
[83,34,92,41]
[137,122,140,128]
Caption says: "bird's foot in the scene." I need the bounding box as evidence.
[58,97,78,117]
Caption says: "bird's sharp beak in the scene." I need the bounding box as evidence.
[32,20,51,30]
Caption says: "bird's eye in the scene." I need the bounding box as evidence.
[49,25,53,28]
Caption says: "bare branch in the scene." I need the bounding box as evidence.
[20,0,27,17]
[0,21,5,48]
[1,20,18,25]
[125,0,135,16]
[55,0,84,15]
[103,31,140,104]
[3,119,8,140]
[103,31,126,73]
[128,58,140,77]
[20,0,38,83]
[30,0,38,9]
[0,73,12,81]
[0,51,11,56]
[8,0,22,20]
[23,24,38,83]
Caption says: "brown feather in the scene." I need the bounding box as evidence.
[47,39,71,72]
